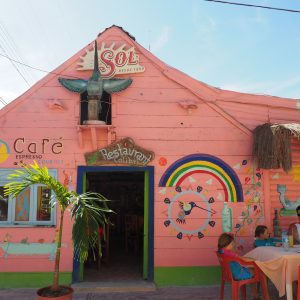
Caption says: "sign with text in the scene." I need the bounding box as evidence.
[77,43,145,78]
[85,138,154,166]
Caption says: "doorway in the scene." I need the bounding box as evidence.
[73,166,154,283]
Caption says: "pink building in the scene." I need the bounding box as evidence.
[0,25,300,288]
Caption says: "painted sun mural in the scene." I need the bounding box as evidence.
[159,154,244,240]
[163,186,216,240]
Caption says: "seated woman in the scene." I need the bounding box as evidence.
[218,233,260,299]
[254,225,281,247]
[288,205,300,245]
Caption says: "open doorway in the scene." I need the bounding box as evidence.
[84,171,145,281]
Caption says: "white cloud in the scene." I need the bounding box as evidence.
[220,75,300,99]
[151,26,172,53]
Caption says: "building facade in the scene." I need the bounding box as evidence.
[0,25,300,288]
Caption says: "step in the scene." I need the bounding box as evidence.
[72,280,156,293]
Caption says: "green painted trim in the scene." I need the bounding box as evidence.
[79,172,87,282]
[154,266,221,287]
[280,208,297,216]
[143,171,149,279]
[0,272,72,288]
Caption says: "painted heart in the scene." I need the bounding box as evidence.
[197,186,203,193]
[209,197,215,203]
[242,160,248,165]
[175,186,182,193]
[253,205,257,211]
[198,232,204,239]
[245,177,251,184]
[177,232,183,239]
[256,173,261,180]
[209,221,215,227]
[164,198,170,204]
[235,223,241,228]
[164,220,171,227]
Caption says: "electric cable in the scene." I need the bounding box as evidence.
[204,0,300,13]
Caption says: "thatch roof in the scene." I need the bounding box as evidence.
[252,123,300,172]
[271,123,300,139]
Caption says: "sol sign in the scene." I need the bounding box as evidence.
[77,43,145,78]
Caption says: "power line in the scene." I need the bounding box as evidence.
[0,22,36,83]
[0,52,80,80]
[204,0,300,13]
[0,44,31,86]
[0,97,7,106]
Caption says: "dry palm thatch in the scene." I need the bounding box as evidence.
[252,123,300,172]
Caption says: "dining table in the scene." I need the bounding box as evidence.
[245,244,300,300]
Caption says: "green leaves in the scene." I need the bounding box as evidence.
[71,192,113,263]
[4,161,113,265]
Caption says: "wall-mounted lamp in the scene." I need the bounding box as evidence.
[177,99,198,115]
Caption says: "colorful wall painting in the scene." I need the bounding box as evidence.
[0,234,61,260]
[163,186,216,240]
[277,184,299,216]
[159,154,244,203]
[0,139,10,164]
[0,242,58,260]
[233,160,264,251]
[15,188,30,221]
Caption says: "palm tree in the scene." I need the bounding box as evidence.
[4,161,112,296]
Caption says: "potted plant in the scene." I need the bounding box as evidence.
[4,161,112,299]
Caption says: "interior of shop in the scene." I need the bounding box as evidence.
[84,171,145,281]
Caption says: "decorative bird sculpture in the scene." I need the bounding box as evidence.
[58,41,133,123]
[176,201,215,224]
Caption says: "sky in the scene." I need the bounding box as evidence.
[1,0,300,108]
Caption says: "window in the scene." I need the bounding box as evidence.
[80,91,112,125]
[0,169,57,226]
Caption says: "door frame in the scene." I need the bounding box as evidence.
[72,165,154,282]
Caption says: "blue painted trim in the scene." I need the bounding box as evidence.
[147,166,154,281]
[72,165,154,282]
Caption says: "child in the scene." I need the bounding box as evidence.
[254,225,281,247]
[218,233,260,299]
[218,233,254,280]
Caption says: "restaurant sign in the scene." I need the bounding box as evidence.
[77,43,145,78]
[85,138,154,166]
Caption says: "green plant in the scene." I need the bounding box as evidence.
[4,161,112,295]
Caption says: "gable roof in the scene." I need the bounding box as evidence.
[1,25,299,134]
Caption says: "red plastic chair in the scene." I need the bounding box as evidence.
[216,251,270,300]
[297,267,300,300]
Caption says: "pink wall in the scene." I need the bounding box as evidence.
[0,26,300,273]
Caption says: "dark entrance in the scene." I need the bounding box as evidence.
[84,171,145,281]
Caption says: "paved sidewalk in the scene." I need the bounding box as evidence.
[0,283,287,300]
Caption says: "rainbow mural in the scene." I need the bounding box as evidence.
[159,154,244,202]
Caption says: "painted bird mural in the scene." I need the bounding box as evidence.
[58,41,132,121]
[176,201,214,224]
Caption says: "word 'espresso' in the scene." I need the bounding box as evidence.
[99,143,152,165]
